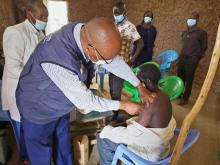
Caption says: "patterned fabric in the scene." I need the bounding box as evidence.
[117,19,141,60]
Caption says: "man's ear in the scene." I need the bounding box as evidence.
[146,79,151,87]
[85,47,96,61]
[146,79,155,92]
[26,10,31,18]
[85,46,91,56]
[123,10,127,17]
[113,7,116,15]
[26,10,35,24]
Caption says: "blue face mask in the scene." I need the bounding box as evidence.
[34,19,47,31]
[144,17,152,23]
[114,14,124,23]
[187,19,197,27]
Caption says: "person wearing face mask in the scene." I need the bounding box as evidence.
[177,12,208,105]
[15,17,154,165]
[2,0,48,164]
[110,1,144,121]
[133,11,157,67]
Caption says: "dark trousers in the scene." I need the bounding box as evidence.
[133,50,153,68]
[177,56,200,100]
[97,136,120,165]
[10,120,28,161]
[109,73,124,118]
[22,114,72,165]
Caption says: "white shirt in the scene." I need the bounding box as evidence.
[2,19,45,121]
[100,117,176,162]
[41,23,140,113]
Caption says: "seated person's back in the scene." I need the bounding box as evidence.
[137,64,172,129]
[97,64,176,164]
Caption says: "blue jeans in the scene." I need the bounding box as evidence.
[97,136,120,165]
[22,114,72,165]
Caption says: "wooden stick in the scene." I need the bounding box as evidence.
[170,23,220,165]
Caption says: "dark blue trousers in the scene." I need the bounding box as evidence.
[22,114,72,165]
[177,56,200,100]
[133,50,153,68]
[11,119,28,161]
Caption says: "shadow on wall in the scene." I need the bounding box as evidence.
[68,0,220,88]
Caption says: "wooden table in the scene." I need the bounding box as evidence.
[70,89,113,165]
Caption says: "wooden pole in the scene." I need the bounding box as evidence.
[170,23,220,165]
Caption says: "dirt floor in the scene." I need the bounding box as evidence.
[5,76,220,165]
[88,76,220,165]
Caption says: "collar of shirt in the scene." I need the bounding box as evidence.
[117,18,128,28]
[187,26,200,33]
[73,23,89,62]
[127,116,176,135]
[24,19,44,37]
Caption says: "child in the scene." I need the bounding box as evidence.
[97,64,176,164]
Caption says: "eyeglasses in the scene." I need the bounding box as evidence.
[88,44,113,64]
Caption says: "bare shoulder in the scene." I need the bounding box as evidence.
[150,90,172,126]
[153,90,171,109]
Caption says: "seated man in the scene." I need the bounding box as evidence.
[97,64,176,164]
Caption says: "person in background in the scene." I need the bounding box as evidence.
[133,10,157,67]
[2,0,48,164]
[178,12,208,105]
[97,64,176,164]
[110,1,144,120]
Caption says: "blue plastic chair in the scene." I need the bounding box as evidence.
[95,65,108,91]
[153,50,179,78]
[112,128,200,165]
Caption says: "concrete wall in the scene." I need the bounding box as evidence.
[0,0,26,53]
[125,0,220,88]
[67,0,115,22]
[68,0,220,87]
[1,0,220,87]
[0,0,16,52]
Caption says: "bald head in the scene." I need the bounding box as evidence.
[83,17,121,61]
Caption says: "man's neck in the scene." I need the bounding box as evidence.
[117,18,127,26]
[143,23,152,29]
[27,18,40,33]
[188,26,198,32]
